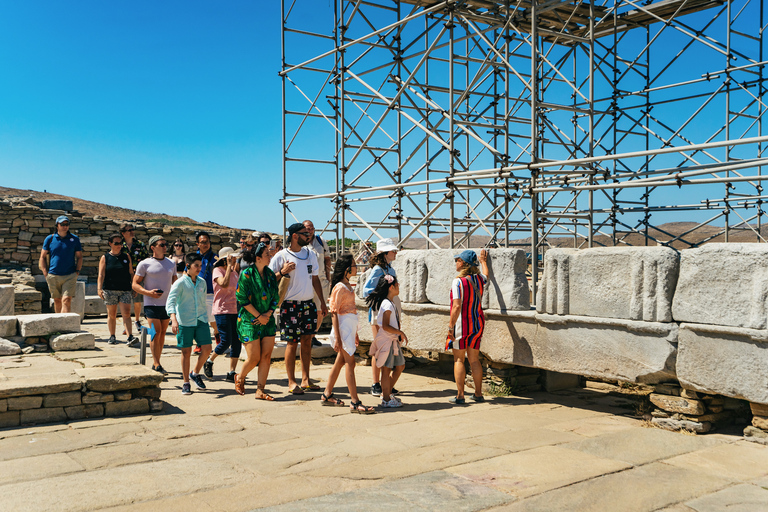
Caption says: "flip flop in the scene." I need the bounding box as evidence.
[301,384,321,391]
[289,386,305,395]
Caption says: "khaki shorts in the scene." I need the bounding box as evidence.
[46,273,78,299]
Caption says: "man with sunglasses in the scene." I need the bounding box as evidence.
[121,223,149,332]
[39,215,83,313]
[133,235,177,374]
[269,223,328,394]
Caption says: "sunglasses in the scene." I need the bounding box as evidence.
[122,228,134,233]
[60,222,70,227]
[156,243,168,248]
[296,231,310,236]
[110,240,122,245]
[174,243,183,247]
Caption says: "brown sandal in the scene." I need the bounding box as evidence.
[234,373,245,395]
[255,390,275,401]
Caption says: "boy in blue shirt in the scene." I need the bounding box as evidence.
[166,253,212,395]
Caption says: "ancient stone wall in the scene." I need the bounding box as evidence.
[0,198,242,279]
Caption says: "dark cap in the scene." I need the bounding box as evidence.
[288,223,305,236]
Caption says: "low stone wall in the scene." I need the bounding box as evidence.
[0,366,163,427]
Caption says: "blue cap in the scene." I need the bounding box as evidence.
[454,250,479,267]
[56,215,69,224]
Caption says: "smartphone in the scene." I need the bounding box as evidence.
[270,240,277,249]
[155,289,164,294]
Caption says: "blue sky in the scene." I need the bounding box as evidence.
[0,1,286,232]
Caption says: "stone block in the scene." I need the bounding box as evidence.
[390,251,428,303]
[72,281,85,321]
[64,404,104,420]
[41,200,73,211]
[677,323,768,405]
[17,313,80,337]
[0,338,21,355]
[149,400,163,412]
[82,392,114,404]
[84,295,106,316]
[532,314,678,384]
[673,243,768,329]
[104,398,150,417]
[132,386,161,400]
[76,365,163,392]
[43,391,81,408]
[652,417,711,433]
[753,415,768,430]
[744,426,768,445]
[543,370,582,392]
[538,247,679,322]
[355,268,371,300]
[654,383,681,396]
[0,285,14,316]
[751,402,768,416]
[0,373,83,399]
[49,331,95,351]
[0,411,20,428]
[114,391,131,401]
[0,316,17,337]
[0,398,5,412]
[422,249,529,311]
[7,396,43,410]
[649,394,706,415]
[20,407,67,425]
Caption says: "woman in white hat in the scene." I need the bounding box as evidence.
[362,238,399,398]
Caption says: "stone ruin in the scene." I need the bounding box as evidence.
[355,244,768,442]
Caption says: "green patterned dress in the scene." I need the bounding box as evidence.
[236,265,279,342]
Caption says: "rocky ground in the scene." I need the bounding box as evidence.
[0,317,767,511]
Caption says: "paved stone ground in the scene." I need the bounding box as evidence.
[1,317,767,511]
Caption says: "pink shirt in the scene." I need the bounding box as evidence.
[212,266,238,315]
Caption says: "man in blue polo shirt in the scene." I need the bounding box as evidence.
[39,215,83,313]
[195,231,219,353]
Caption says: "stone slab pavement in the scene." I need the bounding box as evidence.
[0,317,766,511]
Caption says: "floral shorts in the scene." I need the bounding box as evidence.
[279,300,317,343]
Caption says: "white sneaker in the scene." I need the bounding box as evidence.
[380,398,402,408]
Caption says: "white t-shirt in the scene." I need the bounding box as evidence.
[376,299,399,329]
[135,257,176,306]
[269,247,319,302]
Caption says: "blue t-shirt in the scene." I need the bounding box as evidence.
[42,233,83,276]
[198,249,216,294]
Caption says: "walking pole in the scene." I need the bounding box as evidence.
[139,326,147,366]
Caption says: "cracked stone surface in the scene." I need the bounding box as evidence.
[0,316,764,512]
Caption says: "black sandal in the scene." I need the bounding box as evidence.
[350,400,376,414]
[320,392,345,407]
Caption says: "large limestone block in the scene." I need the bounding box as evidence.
[49,331,96,351]
[532,314,678,383]
[84,295,107,316]
[72,281,86,321]
[538,247,679,322]
[0,316,17,337]
[672,243,768,329]
[0,374,83,399]
[423,249,529,311]
[677,323,768,405]
[17,313,80,337]
[0,285,14,317]
[76,365,163,392]
[0,338,22,356]
[355,269,371,300]
[391,251,428,303]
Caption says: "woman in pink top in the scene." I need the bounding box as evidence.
[203,247,240,382]
[320,254,375,413]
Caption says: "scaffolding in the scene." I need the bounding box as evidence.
[280,0,767,303]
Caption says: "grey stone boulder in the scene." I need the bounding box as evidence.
[41,199,73,211]
[538,247,679,322]
[17,313,80,337]
[391,251,428,303]
[532,313,678,383]
[0,316,17,337]
[84,295,107,316]
[72,281,86,321]
[676,322,768,405]
[672,243,768,329]
[0,285,13,317]
[355,268,372,300]
[0,338,22,356]
[76,365,163,392]
[49,331,96,351]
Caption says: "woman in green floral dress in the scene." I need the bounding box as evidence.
[234,243,279,400]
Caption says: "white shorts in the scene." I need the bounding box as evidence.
[206,294,214,322]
